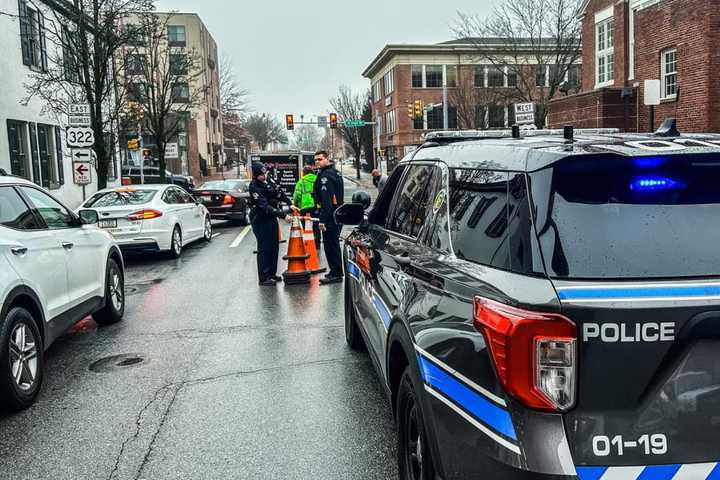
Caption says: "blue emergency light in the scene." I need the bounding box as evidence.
[630,176,684,191]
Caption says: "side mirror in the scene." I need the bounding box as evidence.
[78,209,99,225]
[334,203,365,226]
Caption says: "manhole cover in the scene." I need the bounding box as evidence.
[89,353,147,373]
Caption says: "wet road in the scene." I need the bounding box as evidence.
[0,178,396,480]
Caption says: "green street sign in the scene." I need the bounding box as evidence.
[344,120,367,128]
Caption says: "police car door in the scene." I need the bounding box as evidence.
[367,163,438,378]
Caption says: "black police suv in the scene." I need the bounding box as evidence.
[337,127,720,480]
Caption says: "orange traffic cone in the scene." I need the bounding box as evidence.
[304,215,326,275]
[282,214,311,284]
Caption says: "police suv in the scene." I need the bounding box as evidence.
[337,124,720,480]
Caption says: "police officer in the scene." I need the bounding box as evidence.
[313,150,344,285]
[293,164,321,248]
[248,162,292,286]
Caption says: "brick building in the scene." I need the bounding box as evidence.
[548,0,720,133]
[362,40,580,166]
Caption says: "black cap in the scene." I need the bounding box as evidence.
[251,162,266,178]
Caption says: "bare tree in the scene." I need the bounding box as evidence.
[219,53,249,119]
[22,0,154,190]
[329,86,372,179]
[123,13,206,182]
[244,113,287,151]
[449,67,507,129]
[292,124,322,152]
[453,0,582,126]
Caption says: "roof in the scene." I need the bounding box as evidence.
[0,176,35,186]
[408,131,720,172]
[362,37,578,78]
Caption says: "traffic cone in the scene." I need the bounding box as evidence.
[282,214,311,284]
[304,215,326,275]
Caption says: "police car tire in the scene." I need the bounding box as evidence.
[0,307,44,412]
[344,276,365,351]
[397,368,436,480]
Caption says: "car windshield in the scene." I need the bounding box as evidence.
[84,189,157,208]
[199,180,247,191]
[530,153,720,279]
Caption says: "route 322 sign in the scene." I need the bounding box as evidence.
[66,127,95,148]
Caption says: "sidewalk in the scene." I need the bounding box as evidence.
[340,164,376,191]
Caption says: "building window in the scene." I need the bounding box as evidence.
[169,54,188,75]
[127,82,146,102]
[446,65,458,87]
[167,25,186,46]
[425,65,443,88]
[62,27,78,82]
[596,17,615,86]
[549,65,564,86]
[413,115,424,130]
[661,48,678,99]
[475,65,487,87]
[426,107,456,130]
[536,65,548,87]
[384,109,396,133]
[411,65,423,88]
[172,83,190,103]
[126,54,146,75]
[488,105,505,128]
[628,9,636,80]
[567,64,580,87]
[507,68,518,88]
[383,69,394,95]
[7,121,30,180]
[488,66,505,87]
[372,80,382,102]
[19,1,47,71]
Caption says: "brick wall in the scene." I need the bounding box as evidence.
[548,87,638,130]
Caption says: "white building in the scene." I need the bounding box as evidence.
[0,0,119,208]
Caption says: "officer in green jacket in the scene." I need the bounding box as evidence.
[293,164,321,248]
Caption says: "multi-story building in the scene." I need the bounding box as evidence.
[362,39,581,167]
[0,0,120,207]
[119,12,223,181]
[548,0,720,133]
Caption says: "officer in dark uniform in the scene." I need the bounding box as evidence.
[313,150,344,285]
[248,162,292,286]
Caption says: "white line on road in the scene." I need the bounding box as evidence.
[212,233,221,238]
[230,226,251,248]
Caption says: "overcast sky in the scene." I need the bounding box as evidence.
[157,0,497,119]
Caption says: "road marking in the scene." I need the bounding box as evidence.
[212,233,221,238]
[230,226,251,248]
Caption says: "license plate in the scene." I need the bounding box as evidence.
[99,219,117,229]
[202,195,213,203]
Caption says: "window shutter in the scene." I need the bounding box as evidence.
[39,12,47,71]
[54,126,64,185]
[28,123,41,185]
[18,0,31,66]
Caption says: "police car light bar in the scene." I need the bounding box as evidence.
[424,128,620,142]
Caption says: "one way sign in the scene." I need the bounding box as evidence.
[73,160,92,185]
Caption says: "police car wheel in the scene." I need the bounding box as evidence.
[397,368,435,480]
[169,227,182,258]
[344,276,365,351]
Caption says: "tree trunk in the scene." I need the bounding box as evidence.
[92,115,108,190]
[353,146,362,179]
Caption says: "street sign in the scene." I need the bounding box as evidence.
[165,143,179,159]
[644,79,661,106]
[73,161,92,185]
[69,104,90,116]
[344,120,367,128]
[68,116,91,127]
[317,115,328,128]
[514,102,536,125]
[66,127,95,148]
[71,148,94,163]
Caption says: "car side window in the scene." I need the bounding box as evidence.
[161,189,175,204]
[19,186,76,229]
[448,169,510,270]
[177,189,194,204]
[368,165,406,227]
[0,186,42,230]
[424,167,451,252]
[387,164,436,238]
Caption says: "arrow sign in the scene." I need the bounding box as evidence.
[76,163,88,175]
[73,160,92,185]
[73,149,92,161]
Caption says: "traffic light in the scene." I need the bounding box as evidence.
[285,114,294,131]
[127,139,139,150]
[414,100,423,119]
[407,103,414,119]
[329,113,338,129]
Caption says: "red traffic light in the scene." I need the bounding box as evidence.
[285,114,294,130]
[329,113,338,129]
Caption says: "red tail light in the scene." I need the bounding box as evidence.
[473,297,577,412]
[223,194,235,205]
[127,209,163,221]
[121,177,132,186]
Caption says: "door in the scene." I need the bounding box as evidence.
[177,187,203,240]
[19,186,105,306]
[162,187,192,239]
[0,185,69,322]
[365,164,438,376]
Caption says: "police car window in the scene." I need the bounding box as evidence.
[448,169,510,270]
[424,168,451,252]
[507,172,545,276]
[388,165,435,238]
[531,153,720,279]
[0,187,41,230]
[368,165,406,227]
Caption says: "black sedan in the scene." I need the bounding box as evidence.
[193,179,250,225]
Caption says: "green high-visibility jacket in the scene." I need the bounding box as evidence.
[293,173,317,210]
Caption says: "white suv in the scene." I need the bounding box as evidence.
[0,176,125,411]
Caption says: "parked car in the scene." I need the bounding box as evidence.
[121,166,195,192]
[79,184,212,257]
[337,127,720,479]
[193,179,250,225]
[0,175,125,411]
